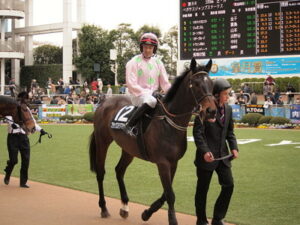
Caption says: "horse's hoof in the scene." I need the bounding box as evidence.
[101,211,110,218]
[141,209,151,221]
[119,208,129,218]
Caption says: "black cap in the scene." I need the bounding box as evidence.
[213,79,231,96]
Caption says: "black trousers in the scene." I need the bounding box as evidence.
[195,162,234,224]
[4,133,30,185]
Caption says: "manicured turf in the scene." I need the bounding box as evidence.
[0,125,299,225]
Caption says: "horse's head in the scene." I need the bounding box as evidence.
[17,104,36,134]
[187,58,217,120]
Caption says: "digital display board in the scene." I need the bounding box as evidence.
[180,0,300,60]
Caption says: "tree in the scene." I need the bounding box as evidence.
[162,25,178,76]
[33,44,62,64]
[74,25,115,84]
[109,24,138,84]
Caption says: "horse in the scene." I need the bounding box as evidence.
[0,95,36,134]
[89,58,217,225]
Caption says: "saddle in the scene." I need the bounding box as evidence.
[111,105,153,160]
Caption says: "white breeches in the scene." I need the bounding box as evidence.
[131,94,157,108]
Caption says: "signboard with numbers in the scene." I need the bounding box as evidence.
[180,0,300,60]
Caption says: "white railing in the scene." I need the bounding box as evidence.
[0,0,25,12]
[0,40,24,52]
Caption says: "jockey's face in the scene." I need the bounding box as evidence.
[142,44,155,58]
[219,89,231,105]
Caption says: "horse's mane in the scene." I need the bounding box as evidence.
[0,96,18,105]
[164,64,208,103]
[163,70,189,103]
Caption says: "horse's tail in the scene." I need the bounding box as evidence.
[89,131,97,173]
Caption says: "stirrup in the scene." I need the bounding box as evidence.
[123,125,138,137]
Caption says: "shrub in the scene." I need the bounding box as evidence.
[269,117,290,125]
[59,115,74,121]
[83,112,94,122]
[258,116,273,124]
[241,113,263,126]
[72,115,83,121]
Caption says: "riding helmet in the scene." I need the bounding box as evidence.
[213,78,231,96]
[139,33,159,53]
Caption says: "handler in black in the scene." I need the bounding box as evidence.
[193,79,239,225]
[3,91,47,188]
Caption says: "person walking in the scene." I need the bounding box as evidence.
[124,32,171,136]
[193,78,239,225]
[3,92,48,188]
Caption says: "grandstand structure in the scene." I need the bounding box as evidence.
[0,0,85,95]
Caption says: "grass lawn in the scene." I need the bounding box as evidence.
[0,125,299,225]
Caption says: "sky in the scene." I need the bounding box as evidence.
[32,0,179,46]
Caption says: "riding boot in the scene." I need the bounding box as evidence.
[124,103,151,136]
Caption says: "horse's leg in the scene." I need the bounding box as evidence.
[93,134,112,218]
[115,150,134,219]
[142,162,178,223]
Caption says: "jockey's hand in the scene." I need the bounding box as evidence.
[152,91,164,99]
[40,129,47,136]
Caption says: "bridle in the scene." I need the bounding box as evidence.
[188,70,213,114]
[154,70,213,131]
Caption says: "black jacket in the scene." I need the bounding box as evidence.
[193,103,238,171]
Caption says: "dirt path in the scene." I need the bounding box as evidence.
[0,175,234,225]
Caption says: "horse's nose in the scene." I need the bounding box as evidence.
[206,108,216,118]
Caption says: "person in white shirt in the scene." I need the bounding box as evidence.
[3,92,47,188]
[263,96,273,109]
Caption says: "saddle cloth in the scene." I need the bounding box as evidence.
[111,105,137,130]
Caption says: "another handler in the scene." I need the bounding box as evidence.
[124,32,171,136]
[193,79,239,225]
[3,92,47,188]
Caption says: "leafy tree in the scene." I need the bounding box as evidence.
[162,25,178,76]
[33,44,62,64]
[109,24,138,84]
[74,24,115,84]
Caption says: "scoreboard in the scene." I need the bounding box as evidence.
[180,0,300,60]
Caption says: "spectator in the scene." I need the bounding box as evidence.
[250,92,258,104]
[228,90,236,105]
[9,78,16,97]
[295,97,300,104]
[265,75,275,93]
[56,78,64,94]
[30,79,39,96]
[276,96,284,106]
[106,84,113,97]
[97,78,103,93]
[286,84,296,104]
[91,79,98,94]
[263,96,273,109]
[119,84,126,94]
[46,77,52,97]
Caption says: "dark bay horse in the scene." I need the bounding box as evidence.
[89,58,217,225]
[0,96,35,133]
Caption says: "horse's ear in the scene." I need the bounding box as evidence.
[205,59,212,72]
[190,58,197,71]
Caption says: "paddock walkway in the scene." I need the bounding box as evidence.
[0,175,234,225]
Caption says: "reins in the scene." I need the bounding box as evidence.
[154,70,213,132]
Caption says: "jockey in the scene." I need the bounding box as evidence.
[124,32,171,136]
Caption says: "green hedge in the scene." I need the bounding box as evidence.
[83,112,94,122]
[241,113,263,126]
[258,116,273,124]
[269,117,290,125]
[20,64,63,90]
